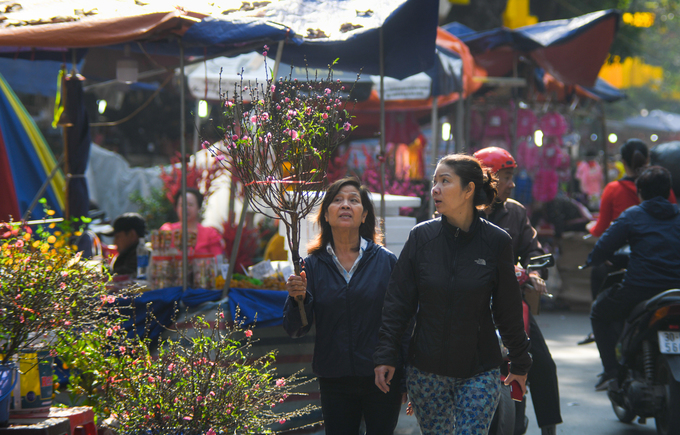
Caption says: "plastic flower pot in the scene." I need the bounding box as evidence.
[0,363,18,427]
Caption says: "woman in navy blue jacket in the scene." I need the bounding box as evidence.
[283,177,401,435]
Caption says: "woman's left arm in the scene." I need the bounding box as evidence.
[492,242,532,376]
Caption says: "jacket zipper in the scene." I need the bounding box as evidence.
[441,227,460,369]
[345,281,355,374]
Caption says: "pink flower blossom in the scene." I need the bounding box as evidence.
[290,130,298,140]
[343,122,351,131]
[219,312,224,319]
[271,85,276,92]
[264,45,269,51]
[64,321,72,326]
[148,376,155,383]
[278,419,287,425]
[326,106,331,111]
[263,51,268,56]
[107,295,116,304]
[15,239,24,248]
[285,97,290,103]
[276,105,281,110]
[225,101,234,108]
[305,107,312,115]
[196,396,203,402]
[261,112,269,120]
[322,113,328,119]
[106,328,113,337]
[59,282,66,290]
[324,88,331,95]
[19,315,24,323]
[119,346,126,353]
[183,416,192,421]
[206,429,216,435]
[168,363,175,372]
[251,115,258,124]
[232,134,239,141]
[245,330,253,338]
[276,378,286,387]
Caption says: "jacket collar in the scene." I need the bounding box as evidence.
[486,199,508,222]
[441,208,481,241]
[317,238,379,265]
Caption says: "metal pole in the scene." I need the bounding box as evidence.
[272,40,284,80]
[379,27,386,241]
[179,41,188,291]
[223,194,248,299]
[193,100,200,155]
[599,101,610,185]
[429,96,439,217]
[455,96,464,153]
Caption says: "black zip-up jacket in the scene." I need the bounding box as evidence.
[283,240,397,378]
[374,213,532,378]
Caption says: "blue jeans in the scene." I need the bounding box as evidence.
[406,365,501,435]
[318,374,402,435]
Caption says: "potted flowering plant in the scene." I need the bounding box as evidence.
[0,207,122,426]
[55,310,315,434]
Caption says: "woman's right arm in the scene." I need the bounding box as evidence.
[374,232,420,368]
[282,266,314,338]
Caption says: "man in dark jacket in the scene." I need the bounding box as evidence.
[588,166,680,389]
[475,147,562,435]
[103,213,146,277]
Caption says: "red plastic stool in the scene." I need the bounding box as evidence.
[46,408,95,435]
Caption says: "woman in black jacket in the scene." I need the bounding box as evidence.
[374,154,531,435]
[284,177,401,435]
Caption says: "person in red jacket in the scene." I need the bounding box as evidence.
[588,139,676,238]
[580,139,676,347]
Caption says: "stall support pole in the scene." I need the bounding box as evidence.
[379,28,386,240]
[429,96,439,217]
[599,101,610,185]
[455,96,464,153]
[179,42,188,292]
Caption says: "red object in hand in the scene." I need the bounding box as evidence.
[510,380,523,402]
[514,265,530,286]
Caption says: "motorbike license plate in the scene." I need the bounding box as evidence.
[658,331,680,354]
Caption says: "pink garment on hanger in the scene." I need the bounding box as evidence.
[532,169,558,202]
[481,108,511,147]
[516,139,540,171]
[540,112,568,136]
[516,109,538,137]
[576,160,604,196]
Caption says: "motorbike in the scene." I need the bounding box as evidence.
[579,260,680,435]
[490,253,555,435]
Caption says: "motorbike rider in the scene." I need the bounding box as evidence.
[474,147,562,435]
[588,165,680,390]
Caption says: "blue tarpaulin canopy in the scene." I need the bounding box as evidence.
[182,0,439,80]
[444,9,620,87]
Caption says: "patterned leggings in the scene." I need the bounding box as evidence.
[406,365,501,435]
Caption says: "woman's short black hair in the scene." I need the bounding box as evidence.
[636,166,672,201]
[307,177,383,255]
[437,154,498,209]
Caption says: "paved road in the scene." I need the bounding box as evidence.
[304,311,661,435]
